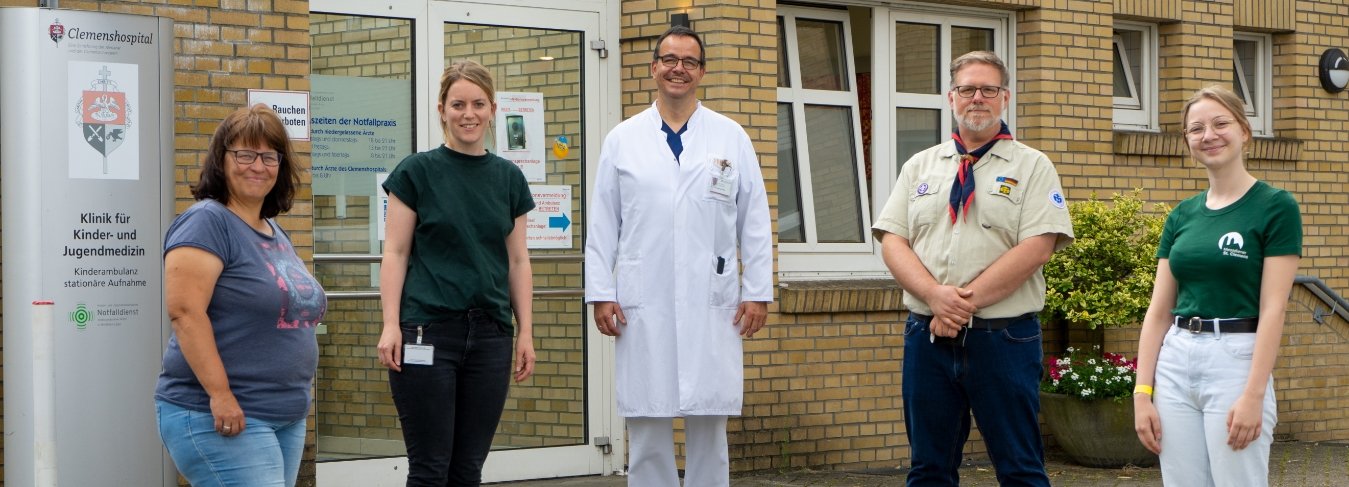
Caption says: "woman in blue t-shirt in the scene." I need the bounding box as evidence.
[155,104,327,487]
[376,60,537,486]
[1133,86,1301,486]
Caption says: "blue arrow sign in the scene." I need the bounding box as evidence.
[549,213,571,231]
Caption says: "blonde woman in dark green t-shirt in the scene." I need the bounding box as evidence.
[1133,86,1301,486]
[375,60,537,487]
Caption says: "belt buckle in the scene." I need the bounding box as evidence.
[1186,317,1203,334]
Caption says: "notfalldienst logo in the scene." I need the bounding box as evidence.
[70,303,90,330]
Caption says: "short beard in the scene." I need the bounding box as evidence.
[956,112,999,133]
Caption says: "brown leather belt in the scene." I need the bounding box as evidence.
[1172,315,1258,333]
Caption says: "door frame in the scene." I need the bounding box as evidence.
[309,0,622,483]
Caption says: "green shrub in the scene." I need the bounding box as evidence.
[1040,190,1170,329]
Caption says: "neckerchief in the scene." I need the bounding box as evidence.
[948,122,1014,223]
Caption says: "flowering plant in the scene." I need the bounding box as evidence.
[1042,346,1137,401]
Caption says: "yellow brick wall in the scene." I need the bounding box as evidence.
[761,0,1349,473]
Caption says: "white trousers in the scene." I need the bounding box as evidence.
[627,416,729,487]
[1154,325,1276,487]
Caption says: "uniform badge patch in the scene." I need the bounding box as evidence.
[916,182,930,196]
[1049,189,1066,209]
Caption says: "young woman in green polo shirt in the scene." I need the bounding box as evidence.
[1132,86,1301,486]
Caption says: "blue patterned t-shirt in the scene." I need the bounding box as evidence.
[154,199,326,422]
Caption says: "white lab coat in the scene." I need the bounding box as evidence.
[585,103,773,417]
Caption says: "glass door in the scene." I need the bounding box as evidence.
[310,1,613,484]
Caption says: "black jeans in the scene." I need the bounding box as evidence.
[389,310,513,487]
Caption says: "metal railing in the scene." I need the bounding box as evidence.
[315,253,585,300]
[1295,274,1348,325]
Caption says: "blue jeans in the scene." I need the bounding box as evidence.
[902,314,1049,487]
[155,400,306,487]
[389,310,513,487]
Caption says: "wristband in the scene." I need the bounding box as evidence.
[1133,384,1154,396]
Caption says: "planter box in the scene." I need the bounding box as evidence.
[1040,391,1158,468]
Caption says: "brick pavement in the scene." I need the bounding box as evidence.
[491,441,1349,486]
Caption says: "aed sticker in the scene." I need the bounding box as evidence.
[553,135,570,159]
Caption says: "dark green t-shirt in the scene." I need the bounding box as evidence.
[1158,181,1301,318]
[382,145,535,329]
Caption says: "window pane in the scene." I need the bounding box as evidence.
[1234,39,1258,112]
[1117,30,1143,93]
[804,105,864,243]
[951,27,993,61]
[796,19,849,91]
[895,22,939,94]
[778,18,791,88]
[1112,44,1132,98]
[777,104,804,243]
[310,12,416,462]
[896,108,941,172]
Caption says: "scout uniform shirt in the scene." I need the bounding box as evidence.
[872,138,1074,319]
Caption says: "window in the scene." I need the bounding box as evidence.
[777,7,871,261]
[1112,22,1157,130]
[1233,33,1272,136]
[777,4,1010,278]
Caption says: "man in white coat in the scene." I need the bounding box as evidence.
[584,25,773,487]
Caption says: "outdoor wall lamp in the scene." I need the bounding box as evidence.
[1319,48,1349,93]
[671,13,690,28]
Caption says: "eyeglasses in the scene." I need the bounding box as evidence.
[227,149,281,167]
[952,85,1006,99]
[1183,119,1236,139]
[657,55,703,70]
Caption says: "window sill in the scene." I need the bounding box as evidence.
[1112,130,1301,161]
[777,279,904,314]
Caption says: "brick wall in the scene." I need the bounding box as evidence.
[758,0,1349,474]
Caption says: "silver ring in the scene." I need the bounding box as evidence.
[223,425,231,430]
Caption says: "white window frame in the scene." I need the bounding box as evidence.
[777,5,875,274]
[1233,32,1273,137]
[1112,22,1158,131]
[778,3,1012,280]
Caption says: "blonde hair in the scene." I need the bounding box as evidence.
[437,60,496,133]
[1181,85,1252,139]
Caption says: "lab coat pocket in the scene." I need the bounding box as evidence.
[703,156,737,206]
[709,259,740,309]
[616,259,643,309]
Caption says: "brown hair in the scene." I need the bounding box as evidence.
[652,25,706,68]
[438,60,497,133]
[1181,85,1252,139]
[949,50,1009,88]
[191,104,299,219]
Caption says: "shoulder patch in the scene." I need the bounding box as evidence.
[1049,189,1066,209]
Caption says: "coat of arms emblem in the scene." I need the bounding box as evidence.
[49,18,64,44]
[74,66,132,174]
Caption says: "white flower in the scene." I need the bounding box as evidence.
[1090,375,1099,382]
[1081,388,1094,397]
[1053,380,1060,386]
[1067,347,1076,353]
[1095,366,1104,374]
[1087,358,1097,365]
[1071,373,1080,381]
